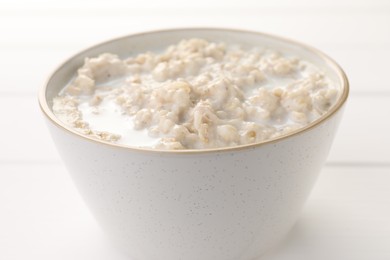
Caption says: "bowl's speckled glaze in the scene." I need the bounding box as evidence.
[39,28,348,260]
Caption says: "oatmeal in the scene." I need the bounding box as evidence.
[52,39,340,149]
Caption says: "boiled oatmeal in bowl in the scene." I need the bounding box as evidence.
[52,38,340,150]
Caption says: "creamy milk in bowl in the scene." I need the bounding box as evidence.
[39,28,348,260]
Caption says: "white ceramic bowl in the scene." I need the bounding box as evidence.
[39,28,348,260]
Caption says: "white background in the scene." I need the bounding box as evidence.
[0,0,389,259]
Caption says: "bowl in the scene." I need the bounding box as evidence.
[39,28,349,260]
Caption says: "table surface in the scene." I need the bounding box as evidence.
[1,0,389,259]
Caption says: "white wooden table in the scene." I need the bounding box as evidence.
[1,0,389,259]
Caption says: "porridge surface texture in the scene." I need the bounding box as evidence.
[53,38,339,150]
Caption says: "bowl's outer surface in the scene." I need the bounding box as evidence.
[46,108,343,260]
[41,28,348,260]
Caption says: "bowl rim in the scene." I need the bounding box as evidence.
[39,27,349,154]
